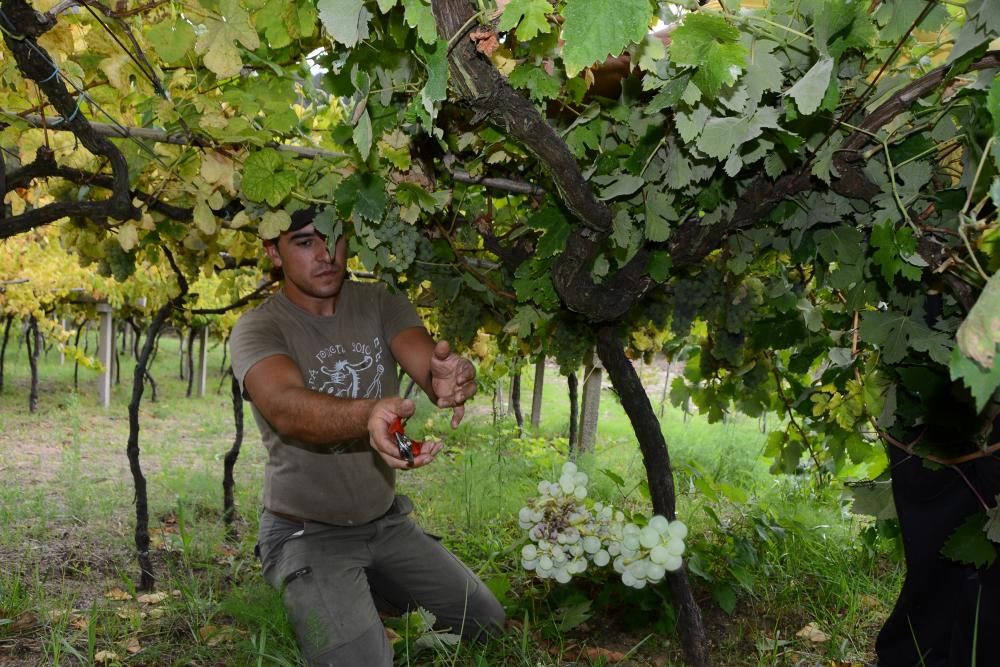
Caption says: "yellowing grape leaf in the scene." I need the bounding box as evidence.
[194,201,218,235]
[195,0,261,79]
[117,223,139,252]
[200,151,237,193]
[259,209,292,239]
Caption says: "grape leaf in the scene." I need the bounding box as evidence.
[989,78,1000,138]
[647,250,672,282]
[256,0,317,48]
[669,13,749,98]
[785,57,833,116]
[508,64,562,102]
[986,498,1000,544]
[498,0,552,41]
[419,39,449,116]
[335,172,387,222]
[845,481,896,520]
[402,0,437,44]
[860,311,950,365]
[742,38,783,107]
[241,149,296,207]
[561,0,653,77]
[597,174,645,200]
[146,19,195,64]
[871,222,922,284]
[528,206,571,258]
[353,109,372,160]
[645,192,677,242]
[956,270,1000,369]
[258,209,292,240]
[194,0,260,79]
[941,513,997,568]
[949,347,1000,413]
[696,116,748,160]
[318,0,371,47]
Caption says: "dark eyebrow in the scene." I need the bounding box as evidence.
[288,230,321,242]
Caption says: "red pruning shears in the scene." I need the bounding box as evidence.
[389,416,422,464]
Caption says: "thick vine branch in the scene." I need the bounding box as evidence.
[189,280,277,315]
[1,0,137,224]
[432,0,651,323]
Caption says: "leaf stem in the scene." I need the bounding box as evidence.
[738,14,814,43]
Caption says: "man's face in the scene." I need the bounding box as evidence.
[266,224,348,307]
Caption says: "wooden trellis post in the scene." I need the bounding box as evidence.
[97,302,113,408]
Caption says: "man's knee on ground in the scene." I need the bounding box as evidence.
[307,621,392,667]
[460,587,506,641]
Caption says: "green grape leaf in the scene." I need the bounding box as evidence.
[528,206,572,259]
[318,0,371,47]
[811,141,840,185]
[956,270,1000,369]
[871,222,922,284]
[193,200,217,235]
[335,172,387,222]
[875,0,949,43]
[147,19,196,64]
[989,76,1000,138]
[597,174,645,200]
[561,0,653,77]
[860,311,950,365]
[669,13,749,98]
[845,481,896,520]
[498,0,552,41]
[941,513,997,568]
[644,192,676,242]
[785,57,834,116]
[646,74,690,115]
[195,0,261,79]
[647,250,672,282]
[353,109,373,160]
[696,116,748,160]
[402,0,437,44]
[419,39,449,116]
[257,0,317,48]
[508,64,562,102]
[743,38,783,106]
[815,225,865,288]
[241,149,296,206]
[949,347,1000,413]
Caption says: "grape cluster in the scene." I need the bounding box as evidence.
[518,462,688,587]
[611,514,688,589]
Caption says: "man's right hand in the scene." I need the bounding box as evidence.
[367,397,442,469]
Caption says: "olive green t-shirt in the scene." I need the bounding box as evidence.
[229,281,424,525]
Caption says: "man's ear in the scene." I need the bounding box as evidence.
[263,240,282,267]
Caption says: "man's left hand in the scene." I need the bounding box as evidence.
[430,340,477,428]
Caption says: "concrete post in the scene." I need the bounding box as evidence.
[578,351,602,454]
[195,327,208,397]
[97,303,113,407]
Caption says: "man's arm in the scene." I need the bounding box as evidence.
[243,354,440,468]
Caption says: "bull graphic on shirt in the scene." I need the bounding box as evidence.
[312,337,386,398]
[316,357,374,397]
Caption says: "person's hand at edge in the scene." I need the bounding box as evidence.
[429,340,477,428]
[367,397,442,469]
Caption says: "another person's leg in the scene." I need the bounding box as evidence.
[366,497,506,640]
[258,512,393,666]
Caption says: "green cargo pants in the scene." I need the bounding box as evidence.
[257,496,505,666]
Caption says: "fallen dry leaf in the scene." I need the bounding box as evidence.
[860,594,880,608]
[579,646,628,663]
[125,636,142,654]
[94,649,120,663]
[104,588,133,601]
[148,608,166,619]
[70,614,89,631]
[795,621,830,643]
[137,592,168,605]
[8,612,39,633]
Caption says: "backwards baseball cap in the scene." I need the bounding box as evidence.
[287,206,319,232]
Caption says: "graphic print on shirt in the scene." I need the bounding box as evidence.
[308,336,385,398]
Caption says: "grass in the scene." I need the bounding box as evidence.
[0,325,902,665]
